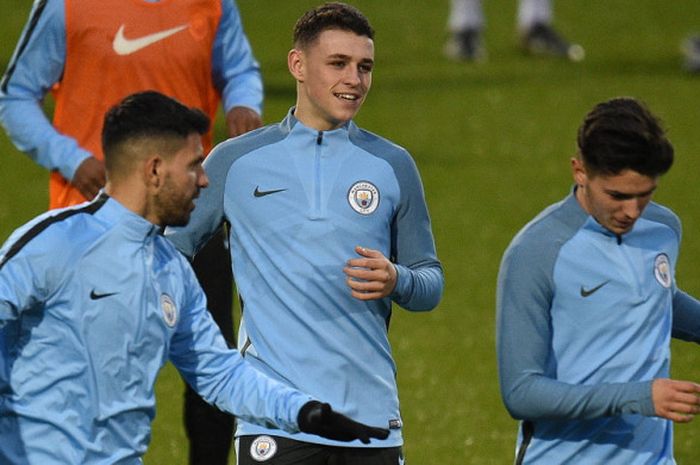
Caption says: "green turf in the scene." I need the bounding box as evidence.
[2,1,700,463]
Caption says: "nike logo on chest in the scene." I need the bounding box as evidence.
[90,289,118,300]
[112,24,188,56]
[253,186,287,197]
[580,280,610,298]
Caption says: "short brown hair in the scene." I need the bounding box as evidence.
[293,2,374,49]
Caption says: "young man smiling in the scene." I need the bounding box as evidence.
[167,3,444,464]
[497,97,700,464]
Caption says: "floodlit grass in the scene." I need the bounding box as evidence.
[2,1,700,464]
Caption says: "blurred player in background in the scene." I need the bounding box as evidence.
[0,0,262,462]
[167,3,444,464]
[445,0,584,61]
[681,34,700,73]
[497,97,700,464]
[0,90,388,464]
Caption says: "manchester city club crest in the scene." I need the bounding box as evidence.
[348,181,380,215]
[250,435,277,462]
[654,253,672,288]
[160,293,178,327]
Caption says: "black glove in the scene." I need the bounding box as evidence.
[297,401,390,444]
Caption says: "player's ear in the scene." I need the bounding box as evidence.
[288,48,305,82]
[144,155,164,189]
[571,156,587,187]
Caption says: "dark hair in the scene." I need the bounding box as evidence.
[102,90,209,165]
[293,2,374,48]
[576,97,674,177]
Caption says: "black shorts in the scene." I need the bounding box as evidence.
[236,435,405,465]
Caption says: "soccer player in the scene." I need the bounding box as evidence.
[681,34,700,73]
[166,3,444,464]
[0,1,261,460]
[0,91,389,464]
[445,0,584,62]
[497,97,700,464]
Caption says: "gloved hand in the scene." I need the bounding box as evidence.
[297,401,390,444]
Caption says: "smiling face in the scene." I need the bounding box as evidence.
[288,29,374,131]
[572,157,658,235]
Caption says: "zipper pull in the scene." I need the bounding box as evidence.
[316,131,323,145]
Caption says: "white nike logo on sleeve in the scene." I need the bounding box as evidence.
[112,24,188,56]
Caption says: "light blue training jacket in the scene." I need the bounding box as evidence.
[497,190,700,464]
[167,109,444,447]
[0,195,311,464]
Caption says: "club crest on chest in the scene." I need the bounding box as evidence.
[160,293,178,327]
[654,253,672,288]
[348,181,380,215]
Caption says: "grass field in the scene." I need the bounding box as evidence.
[2,1,700,463]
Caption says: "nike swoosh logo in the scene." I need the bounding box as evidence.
[90,289,118,300]
[254,186,287,197]
[113,24,188,56]
[580,280,610,298]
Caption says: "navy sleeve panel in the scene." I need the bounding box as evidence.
[349,126,444,311]
[496,195,655,420]
[672,290,700,343]
[166,123,287,258]
[642,202,682,242]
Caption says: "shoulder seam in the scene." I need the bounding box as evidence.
[0,194,108,270]
[642,202,681,240]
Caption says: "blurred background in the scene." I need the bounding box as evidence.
[2,1,700,463]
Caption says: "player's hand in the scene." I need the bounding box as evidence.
[72,156,105,200]
[652,378,700,422]
[226,106,263,137]
[297,401,389,444]
[344,246,397,300]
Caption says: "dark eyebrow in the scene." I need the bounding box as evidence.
[327,53,374,65]
[604,186,657,198]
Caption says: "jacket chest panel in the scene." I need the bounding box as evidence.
[228,147,398,234]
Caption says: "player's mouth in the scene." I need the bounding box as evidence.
[613,219,634,232]
[334,92,361,101]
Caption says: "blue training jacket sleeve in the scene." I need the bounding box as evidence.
[672,289,700,343]
[497,233,656,421]
[387,150,443,311]
[169,258,311,432]
[212,0,262,114]
[0,0,92,181]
